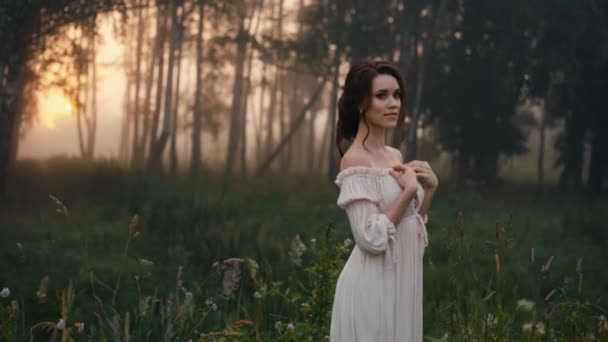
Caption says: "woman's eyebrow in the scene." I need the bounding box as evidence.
[375,88,400,93]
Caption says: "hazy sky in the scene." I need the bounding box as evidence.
[17,5,309,162]
[15,7,567,183]
[19,20,126,159]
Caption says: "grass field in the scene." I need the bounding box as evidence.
[1,158,607,341]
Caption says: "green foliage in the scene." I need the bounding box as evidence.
[1,161,607,340]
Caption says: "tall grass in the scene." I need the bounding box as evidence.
[1,158,607,341]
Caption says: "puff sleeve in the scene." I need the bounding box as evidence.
[336,173,396,255]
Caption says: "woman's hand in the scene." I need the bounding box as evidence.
[389,164,418,193]
[407,160,438,192]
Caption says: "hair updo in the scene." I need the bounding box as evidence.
[335,59,406,157]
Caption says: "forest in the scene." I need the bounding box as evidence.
[0,0,607,340]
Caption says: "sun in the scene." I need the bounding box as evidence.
[37,89,75,130]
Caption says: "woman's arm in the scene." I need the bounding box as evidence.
[385,186,418,225]
[407,160,439,218]
[418,188,436,218]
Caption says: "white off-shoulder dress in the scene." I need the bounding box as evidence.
[330,166,429,342]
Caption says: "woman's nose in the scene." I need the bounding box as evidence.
[388,98,399,108]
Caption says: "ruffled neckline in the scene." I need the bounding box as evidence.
[335,166,392,187]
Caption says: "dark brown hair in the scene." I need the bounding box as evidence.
[335,59,406,156]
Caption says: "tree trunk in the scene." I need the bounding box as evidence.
[404,36,423,162]
[308,108,318,169]
[264,62,278,165]
[279,76,288,170]
[75,29,87,159]
[87,24,97,160]
[404,0,446,162]
[139,52,155,163]
[190,1,205,177]
[327,48,340,181]
[262,0,278,165]
[119,66,133,163]
[148,4,168,164]
[289,77,300,171]
[170,23,184,176]
[130,0,146,167]
[587,111,607,193]
[140,0,156,164]
[277,0,289,171]
[538,79,556,193]
[148,0,178,171]
[8,81,26,170]
[119,72,132,163]
[223,24,248,179]
[257,76,328,176]
[348,0,365,64]
[238,2,262,175]
[255,62,267,169]
[537,109,546,192]
[0,66,20,200]
[558,110,586,191]
[317,108,330,172]
[0,24,31,200]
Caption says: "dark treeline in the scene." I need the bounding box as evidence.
[1,0,607,201]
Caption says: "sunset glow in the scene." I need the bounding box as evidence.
[37,89,74,130]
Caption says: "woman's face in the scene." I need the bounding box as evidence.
[361,74,401,129]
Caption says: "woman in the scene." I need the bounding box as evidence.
[330,60,438,341]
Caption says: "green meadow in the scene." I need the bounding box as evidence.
[1,158,607,341]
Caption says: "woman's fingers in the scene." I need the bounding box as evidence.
[392,164,409,173]
[410,166,430,175]
[410,164,430,172]
[408,161,432,172]
[414,170,428,179]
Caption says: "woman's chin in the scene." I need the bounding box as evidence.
[382,120,399,129]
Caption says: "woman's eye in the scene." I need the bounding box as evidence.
[393,93,401,99]
[376,93,387,99]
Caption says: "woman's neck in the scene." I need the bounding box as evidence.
[353,122,386,152]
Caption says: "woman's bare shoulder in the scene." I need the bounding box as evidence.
[385,146,403,163]
[340,147,373,171]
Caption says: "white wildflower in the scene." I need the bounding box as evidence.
[49,195,69,216]
[517,298,535,312]
[599,315,608,333]
[310,238,316,245]
[0,287,10,298]
[275,321,283,334]
[535,322,545,335]
[296,235,307,254]
[287,322,295,331]
[57,319,65,330]
[288,235,307,267]
[222,263,241,298]
[211,303,218,312]
[522,322,545,335]
[139,296,152,316]
[246,259,259,279]
[138,258,154,267]
[343,238,353,248]
[74,322,85,333]
[253,291,262,299]
[485,313,497,327]
[184,292,193,303]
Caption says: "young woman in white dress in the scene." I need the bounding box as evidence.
[330,60,439,342]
